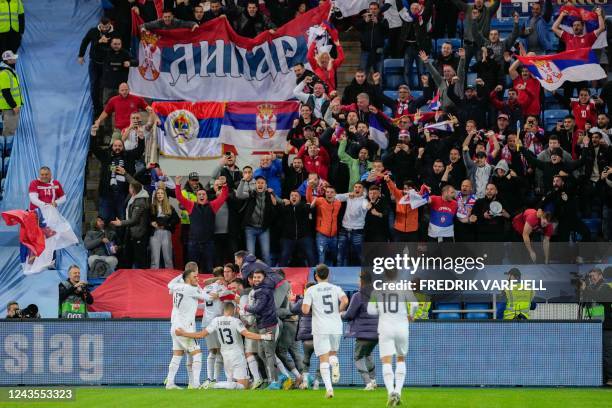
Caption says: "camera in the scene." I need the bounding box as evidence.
[570,272,587,289]
[8,304,40,319]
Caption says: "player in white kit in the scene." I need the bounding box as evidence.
[200,267,226,388]
[301,264,348,399]
[166,265,206,389]
[367,288,418,407]
[176,301,273,390]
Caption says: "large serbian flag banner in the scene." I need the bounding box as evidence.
[129,1,332,101]
[153,101,299,158]
[517,48,606,91]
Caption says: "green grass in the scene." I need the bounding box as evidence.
[3,387,612,408]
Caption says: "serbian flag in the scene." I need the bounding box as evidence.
[153,102,225,158]
[2,207,78,275]
[128,2,332,102]
[369,114,389,150]
[219,101,299,152]
[517,48,606,91]
[559,5,607,49]
[427,92,441,111]
[425,120,454,133]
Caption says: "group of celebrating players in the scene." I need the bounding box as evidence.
[166,252,416,407]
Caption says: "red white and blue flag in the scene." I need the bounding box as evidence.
[219,102,299,152]
[428,92,441,111]
[559,5,607,49]
[2,207,78,275]
[425,120,454,133]
[153,102,225,158]
[517,48,606,91]
[129,2,332,101]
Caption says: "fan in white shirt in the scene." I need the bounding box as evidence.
[302,264,348,399]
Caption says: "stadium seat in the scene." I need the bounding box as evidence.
[543,90,564,110]
[465,303,491,319]
[435,38,462,52]
[543,109,569,130]
[411,90,423,100]
[4,135,14,156]
[582,218,601,236]
[383,106,393,117]
[384,90,398,101]
[435,302,461,320]
[491,18,515,32]
[383,59,405,90]
[2,157,9,176]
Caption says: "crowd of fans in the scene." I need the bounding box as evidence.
[66,0,612,275]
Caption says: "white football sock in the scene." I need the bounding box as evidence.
[291,368,300,378]
[382,363,394,395]
[191,353,202,388]
[186,353,193,387]
[319,362,333,392]
[206,353,215,381]
[247,355,262,382]
[328,355,339,369]
[167,355,182,386]
[275,356,290,378]
[394,361,406,395]
[214,354,224,381]
[214,381,245,390]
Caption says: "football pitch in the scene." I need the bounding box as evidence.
[3,387,612,408]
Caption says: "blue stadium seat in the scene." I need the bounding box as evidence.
[383,59,405,90]
[411,90,423,100]
[384,90,398,101]
[544,109,569,130]
[435,302,461,320]
[465,303,491,319]
[383,106,393,117]
[582,218,601,236]
[491,18,515,32]
[4,135,14,156]
[435,38,462,52]
[543,90,563,110]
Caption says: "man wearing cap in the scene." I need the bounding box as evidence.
[447,82,487,129]
[0,0,24,54]
[211,151,241,190]
[0,49,20,136]
[499,268,534,320]
[521,146,589,196]
[174,175,228,273]
[174,172,203,266]
[78,16,114,116]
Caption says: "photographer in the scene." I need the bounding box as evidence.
[580,268,612,386]
[6,301,40,319]
[6,301,18,318]
[59,265,94,318]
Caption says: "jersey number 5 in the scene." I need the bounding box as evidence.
[218,328,234,344]
[322,294,334,314]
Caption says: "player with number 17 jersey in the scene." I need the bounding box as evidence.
[168,274,205,351]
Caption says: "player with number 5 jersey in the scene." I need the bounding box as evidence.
[302,264,349,399]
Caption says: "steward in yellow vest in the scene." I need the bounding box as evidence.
[502,268,534,320]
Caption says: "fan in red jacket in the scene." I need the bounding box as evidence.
[306,25,345,92]
[297,140,330,180]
